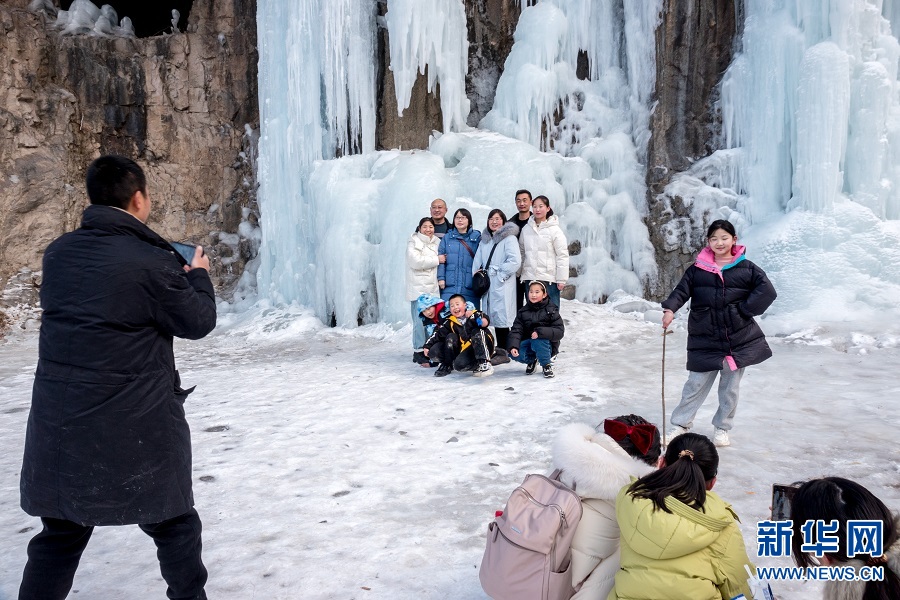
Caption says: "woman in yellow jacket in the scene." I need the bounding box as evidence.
[609,433,754,600]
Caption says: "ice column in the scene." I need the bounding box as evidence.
[385,0,470,134]
[256,0,377,306]
[791,42,850,213]
[479,0,662,301]
[718,0,900,219]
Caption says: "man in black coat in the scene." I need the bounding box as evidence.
[18,155,217,600]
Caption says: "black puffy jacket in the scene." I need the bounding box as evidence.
[20,205,217,526]
[662,249,776,372]
[507,297,564,350]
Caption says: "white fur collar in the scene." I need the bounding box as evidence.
[552,423,655,500]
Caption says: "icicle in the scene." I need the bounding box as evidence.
[385,0,470,133]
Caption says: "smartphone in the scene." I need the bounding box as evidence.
[771,483,800,521]
[170,242,200,264]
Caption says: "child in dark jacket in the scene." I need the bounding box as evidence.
[423,294,495,378]
[508,281,564,378]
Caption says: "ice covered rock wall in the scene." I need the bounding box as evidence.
[0,0,259,302]
[254,0,900,337]
[658,0,900,338]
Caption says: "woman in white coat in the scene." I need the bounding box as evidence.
[519,195,569,308]
[551,415,660,600]
[406,217,441,364]
[472,209,520,350]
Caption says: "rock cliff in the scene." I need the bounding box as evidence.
[646,0,740,296]
[1,0,741,327]
[0,0,259,312]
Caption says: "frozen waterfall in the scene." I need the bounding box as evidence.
[256,0,900,339]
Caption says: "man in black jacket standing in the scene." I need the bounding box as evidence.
[18,155,217,600]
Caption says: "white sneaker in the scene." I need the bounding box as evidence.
[665,425,689,445]
[473,361,494,377]
[713,428,731,447]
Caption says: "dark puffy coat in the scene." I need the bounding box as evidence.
[423,309,491,354]
[20,205,217,526]
[507,297,564,350]
[661,247,776,372]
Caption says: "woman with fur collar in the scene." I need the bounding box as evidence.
[790,477,900,600]
[552,415,661,600]
[472,209,521,350]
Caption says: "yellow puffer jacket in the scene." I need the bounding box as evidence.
[608,485,754,600]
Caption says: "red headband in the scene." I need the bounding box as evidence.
[603,419,658,456]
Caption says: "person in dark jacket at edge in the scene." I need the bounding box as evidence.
[661,219,776,448]
[17,155,217,600]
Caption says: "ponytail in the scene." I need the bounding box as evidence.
[790,478,900,600]
[627,433,718,513]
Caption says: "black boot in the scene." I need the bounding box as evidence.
[435,364,453,377]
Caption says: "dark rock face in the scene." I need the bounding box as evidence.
[375,1,445,151]
[646,0,740,298]
[376,0,520,150]
[0,0,259,296]
[465,0,520,126]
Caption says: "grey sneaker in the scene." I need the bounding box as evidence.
[542,364,555,378]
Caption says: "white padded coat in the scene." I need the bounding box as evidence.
[552,423,655,600]
[519,215,569,283]
[405,232,441,301]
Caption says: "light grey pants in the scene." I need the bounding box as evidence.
[671,361,745,431]
[411,300,427,350]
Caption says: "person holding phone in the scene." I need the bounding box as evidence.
[790,477,900,600]
[18,155,216,600]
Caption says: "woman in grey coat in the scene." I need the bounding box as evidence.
[472,209,521,350]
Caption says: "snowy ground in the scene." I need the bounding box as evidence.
[1,301,898,599]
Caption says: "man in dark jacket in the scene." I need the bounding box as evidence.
[18,155,217,600]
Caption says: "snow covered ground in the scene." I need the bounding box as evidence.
[1,301,898,599]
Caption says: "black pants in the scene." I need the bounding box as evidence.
[516,278,527,308]
[19,508,208,600]
[431,331,495,370]
[494,327,509,351]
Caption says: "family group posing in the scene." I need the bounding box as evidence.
[405,190,569,379]
[407,188,778,449]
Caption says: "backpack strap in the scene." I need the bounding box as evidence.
[549,468,575,491]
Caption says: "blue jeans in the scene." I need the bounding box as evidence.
[512,338,552,367]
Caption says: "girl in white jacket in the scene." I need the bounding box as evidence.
[551,415,661,600]
[519,195,569,307]
[406,217,441,363]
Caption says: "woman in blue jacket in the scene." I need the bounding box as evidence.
[438,208,481,305]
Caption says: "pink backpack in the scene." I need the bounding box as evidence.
[479,470,583,600]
